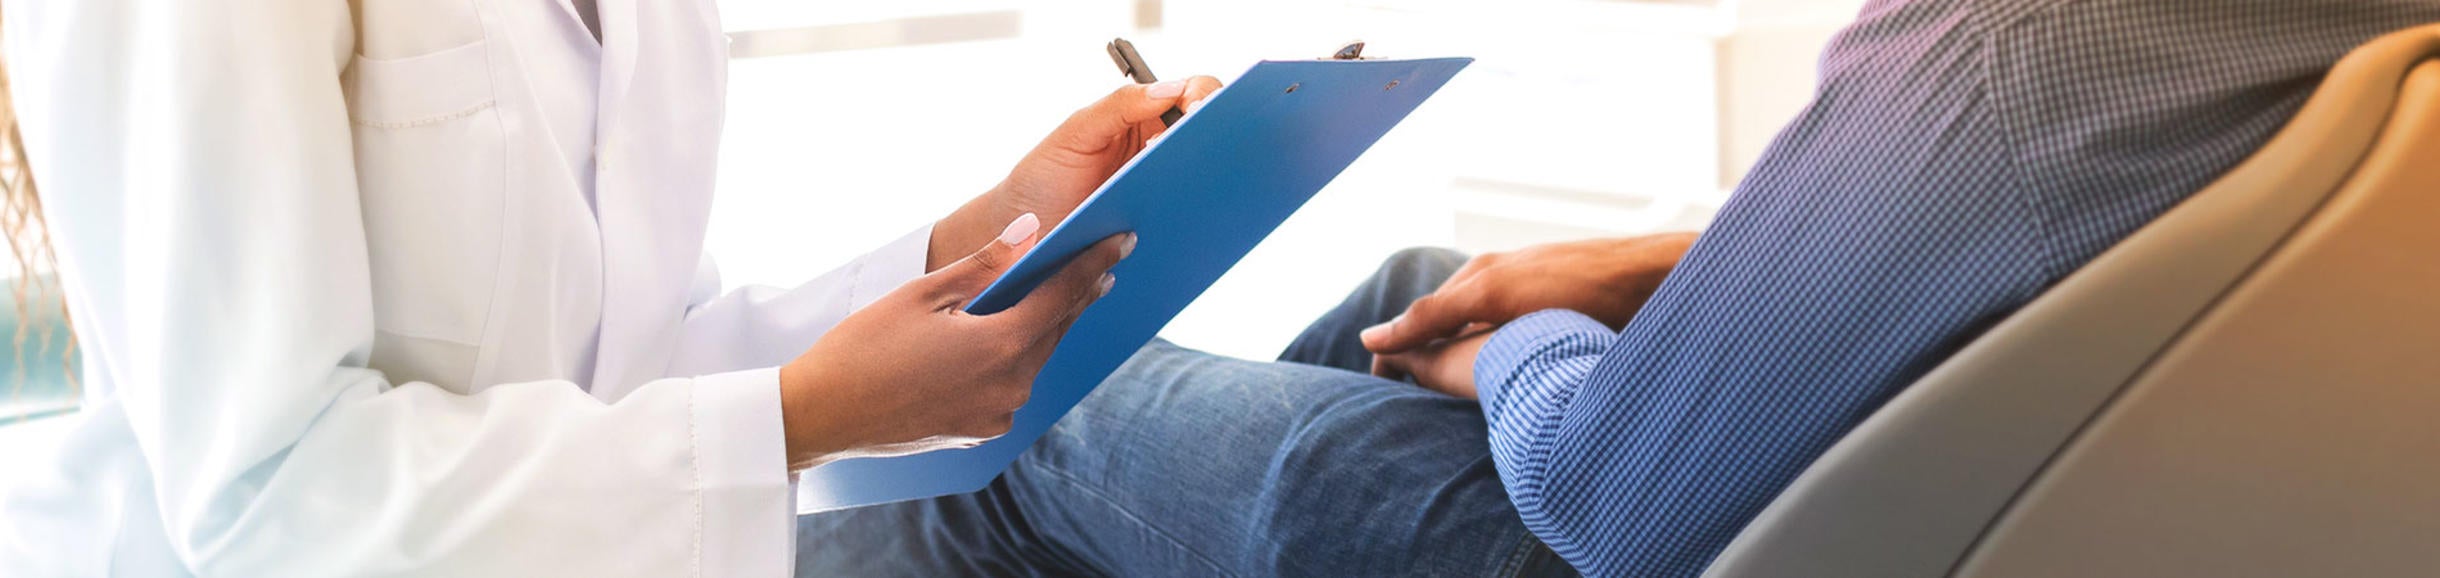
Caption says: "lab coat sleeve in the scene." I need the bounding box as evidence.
[665,224,933,377]
[5,1,789,575]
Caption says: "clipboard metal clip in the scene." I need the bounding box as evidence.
[1330,41,1367,60]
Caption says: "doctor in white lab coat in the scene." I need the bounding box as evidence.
[0,0,1215,575]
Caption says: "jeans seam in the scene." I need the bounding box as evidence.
[1494,531,1543,578]
[1027,461,1242,578]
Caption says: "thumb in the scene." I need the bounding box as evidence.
[929,213,1041,301]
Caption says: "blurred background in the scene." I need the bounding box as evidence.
[709,0,1865,361]
[1,0,1867,469]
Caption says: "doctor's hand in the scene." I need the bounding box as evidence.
[929,76,1223,271]
[779,213,1135,470]
[1360,233,1699,357]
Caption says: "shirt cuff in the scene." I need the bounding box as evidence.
[1475,309,1617,422]
[690,366,796,576]
[849,224,934,311]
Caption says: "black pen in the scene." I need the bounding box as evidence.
[1106,38,1185,126]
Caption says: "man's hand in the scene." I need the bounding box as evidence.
[1372,326,1495,399]
[1359,233,1699,356]
[929,77,1223,271]
[779,214,1134,470]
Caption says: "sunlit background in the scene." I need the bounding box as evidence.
[708,0,1864,361]
[0,0,1867,475]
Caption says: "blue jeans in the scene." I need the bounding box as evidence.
[796,249,1577,577]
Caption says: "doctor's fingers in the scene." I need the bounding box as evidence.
[928,213,1044,304]
[1060,76,1224,145]
[1013,278,1096,373]
[996,233,1132,336]
[1138,79,1225,143]
[1173,78,1223,124]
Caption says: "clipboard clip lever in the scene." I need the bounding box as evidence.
[1330,41,1368,60]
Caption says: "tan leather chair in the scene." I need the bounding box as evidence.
[1700,24,2440,578]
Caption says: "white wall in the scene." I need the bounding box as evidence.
[1716,0,1870,186]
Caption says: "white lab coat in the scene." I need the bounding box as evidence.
[0,0,930,575]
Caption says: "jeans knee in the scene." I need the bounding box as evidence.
[1380,247,1468,281]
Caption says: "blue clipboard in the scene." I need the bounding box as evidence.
[798,56,1472,512]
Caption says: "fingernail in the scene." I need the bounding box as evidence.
[997,213,1040,246]
[1119,234,1139,259]
[1146,80,1185,99]
[1098,273,1117,296]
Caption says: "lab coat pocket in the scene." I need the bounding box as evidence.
[345,39,507,370]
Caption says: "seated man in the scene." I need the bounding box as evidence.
[801,1,2440,576]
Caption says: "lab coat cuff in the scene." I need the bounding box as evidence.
[850,224,934,311]
[690,366,795,576]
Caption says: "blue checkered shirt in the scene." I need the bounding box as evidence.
[1470,2,2440,576]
